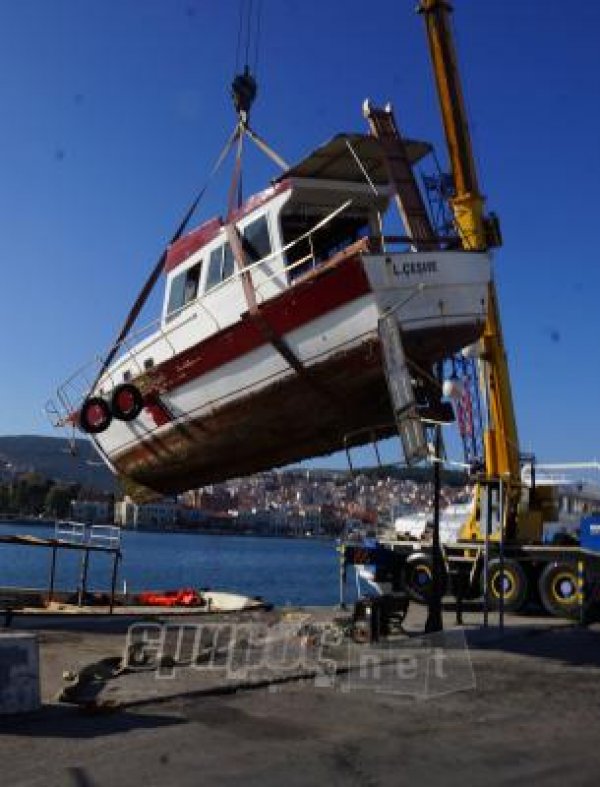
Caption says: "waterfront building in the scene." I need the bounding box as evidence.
[70,499,112,524]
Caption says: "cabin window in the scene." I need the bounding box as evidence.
[204,219,271,293]
[206,242,235,292]
[242,216,271,263]
[206,247,222,291]
[223,243,235,280]
[167,261,202,317]
[280,207,369,280]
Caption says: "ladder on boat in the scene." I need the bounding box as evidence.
[378,314,429,464]
[363,102,443,464]
[363,102,438,249]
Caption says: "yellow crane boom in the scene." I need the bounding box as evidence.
[418,0,520,537]
[419,0,485,249]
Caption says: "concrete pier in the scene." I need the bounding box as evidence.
[1,606,599,786]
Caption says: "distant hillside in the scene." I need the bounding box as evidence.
[0,435,117,493]
[0,436,467,498]
[284,464,467,486]
[357,464,468,487]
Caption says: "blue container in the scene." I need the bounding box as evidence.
[580,515,600,553]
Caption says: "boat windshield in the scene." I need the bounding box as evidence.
[280,206,370,280]
[242,215,271,263]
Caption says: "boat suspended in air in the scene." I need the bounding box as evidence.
[49,91,492,502]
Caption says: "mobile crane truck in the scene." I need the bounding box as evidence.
[344,0,600,620]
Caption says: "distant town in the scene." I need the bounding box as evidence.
[1,447,471,537]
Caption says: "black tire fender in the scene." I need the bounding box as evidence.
[79,397,112,434]
[110,383,144,422]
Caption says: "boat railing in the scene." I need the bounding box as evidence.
[198,198,355,301]
[163,203,355,316]
[164,293,222,330]
[253,199,356,294]
[369,234,456,252]
[48,309,210,425]
[48,199,358,426]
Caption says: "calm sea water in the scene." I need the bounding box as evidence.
[0,522,350,606]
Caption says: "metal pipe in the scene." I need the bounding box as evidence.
[48,545,57,604]
[483,484,491,628]
[499,479,505,634]
[110,553,120,615]
[339,544,346,610]
[426,421,444,633]
[78,549,90,608]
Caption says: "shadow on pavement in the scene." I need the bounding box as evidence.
[465,623,600,668]
[0,704,186,739]
[9,615,162,636]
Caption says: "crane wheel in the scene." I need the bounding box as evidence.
[403,554,447,604]
[111,383,144,422]
[538,562,580,619]
[79,397,112,435]
[481,559,528,612]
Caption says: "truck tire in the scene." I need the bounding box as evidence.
[481,558,528,612]
[403,554,433,603]
[538,562,580,619]
[403,554,447,604]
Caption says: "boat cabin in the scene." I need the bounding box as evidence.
[161,133,430,333]
[91,131,432,406]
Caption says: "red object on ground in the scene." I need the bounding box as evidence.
[137,588,204,607]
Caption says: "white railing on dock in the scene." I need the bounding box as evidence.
[55,520,86,545]
[90,525,121,549]
[54,521,121,550]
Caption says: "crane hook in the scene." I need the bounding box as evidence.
[231,65,257,124]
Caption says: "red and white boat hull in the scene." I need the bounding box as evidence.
[86,249,490,499]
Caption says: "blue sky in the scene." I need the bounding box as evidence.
[1,0,599,467]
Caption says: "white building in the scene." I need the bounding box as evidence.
[114,497,210,529]
[114,497,179,529]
